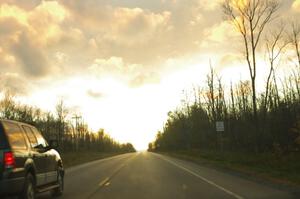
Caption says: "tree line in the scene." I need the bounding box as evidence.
[0,92,135,153]
[149,0,300,154]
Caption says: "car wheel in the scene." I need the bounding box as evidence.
[20,173,35,199]
[51,167,64,197]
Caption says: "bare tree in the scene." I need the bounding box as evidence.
[205,66,217,122]
[56,99,69,148]
[236,80,251,113]
[222,0,280,125]
[264,24,288,110]
[0,91,16,120]
[230,81,236,116]
[216,77,226,120]
[289,22,300,68]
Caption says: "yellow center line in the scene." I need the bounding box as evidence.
[97,154,138,188]
[98,177,110,187]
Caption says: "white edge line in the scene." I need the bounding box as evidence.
[156,154,245,199]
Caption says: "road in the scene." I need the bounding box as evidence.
[37,152,298,199]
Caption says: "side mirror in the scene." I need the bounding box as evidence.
[34,144,44,150]
[34,144,47,152]
[49,140,58,149]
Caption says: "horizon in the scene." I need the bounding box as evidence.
[0,0,299,150]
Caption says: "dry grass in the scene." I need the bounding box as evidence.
[60,151,124,168]
[161,149,300,187]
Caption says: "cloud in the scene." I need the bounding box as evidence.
[87,89,104,98]
[0,0,223,76]
[88,56,161,87]
[0,1,69,47]
[27,1,68,44]
[0,3,28,26]
[0,47,16,71]
[12,32,50,77]
[109,8,171,44]
[129,72,161,88]
[198,0,222,11]
[89,56,140,76]
[292,0,300,11]
[217,53,243,71]
[0,0,40,11]
[0,1,70,78]
[203,21,239,43]
[89,7,172,64]
[0,73,29,95]
[90,57,125,72]
[60,0,217,65]
[0,0,296,95]
[0,17,23,37]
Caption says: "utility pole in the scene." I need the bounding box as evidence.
[72,115,82,151]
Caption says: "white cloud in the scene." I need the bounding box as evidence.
[0,4,28,25]
[204,21,239,43]
[292,0,300,11]
[89,57,128,74]
[199,0,222,11]
[89,57,161,87]
[0,73,30,95]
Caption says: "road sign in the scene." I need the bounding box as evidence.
[216,121,224,132]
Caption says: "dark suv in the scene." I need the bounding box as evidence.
[0,119,64,199]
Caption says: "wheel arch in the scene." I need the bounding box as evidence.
[24,158,37,185]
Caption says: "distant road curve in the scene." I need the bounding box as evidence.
[35,152,297,199]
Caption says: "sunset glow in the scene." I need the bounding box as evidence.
[0,0,299,150]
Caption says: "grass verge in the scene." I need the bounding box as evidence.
[60,151,124,168]
[159,149,300,187]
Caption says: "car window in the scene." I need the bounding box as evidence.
[30,127,48,148]
[22,125,38,148]
[2,121,27,150]
[0,123,8,149]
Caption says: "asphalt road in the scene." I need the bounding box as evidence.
[36,152,298,199]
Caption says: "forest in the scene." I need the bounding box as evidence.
[0,93,136,154]
[149,0,300,156]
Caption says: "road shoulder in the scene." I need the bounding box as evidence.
[155,151,300,198]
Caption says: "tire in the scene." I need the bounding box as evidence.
[19,173,35,199]
[51,168,64,197]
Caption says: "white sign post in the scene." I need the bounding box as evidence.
[216,121,224,151]
[216,121,224,132]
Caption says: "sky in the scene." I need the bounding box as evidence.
[0,0,299,150]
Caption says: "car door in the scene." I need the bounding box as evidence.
[22,125,47,186]
[30,127,57,184]
[2,121,29,180]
